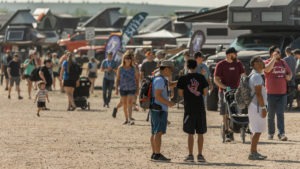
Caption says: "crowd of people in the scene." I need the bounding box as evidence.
[1,44,300,163]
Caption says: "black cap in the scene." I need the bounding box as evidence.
[44,59,52,65]
[225,47,238,55]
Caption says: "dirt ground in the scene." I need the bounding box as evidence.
[0,76,300,169]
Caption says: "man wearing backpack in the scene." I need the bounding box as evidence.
[214,47,245,142]
[150,60,175,162]
[264,46,292,141]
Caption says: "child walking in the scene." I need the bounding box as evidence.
[34,81,49,117]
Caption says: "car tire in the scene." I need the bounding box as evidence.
[206,87,218,111]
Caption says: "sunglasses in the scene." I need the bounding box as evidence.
[125,57,132,60]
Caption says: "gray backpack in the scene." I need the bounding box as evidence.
[235,74,254,109]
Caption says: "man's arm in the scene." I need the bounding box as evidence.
[214,75,226,90]
[264,57,277,73]
[155,89,174,107]
[255,85,267,118]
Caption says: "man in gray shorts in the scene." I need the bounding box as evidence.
[7,54,23,99]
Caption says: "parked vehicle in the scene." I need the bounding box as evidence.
[57,32,88,52]
[77,36,109,63]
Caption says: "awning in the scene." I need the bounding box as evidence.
[134,29,182,39]
[177,5,228,23]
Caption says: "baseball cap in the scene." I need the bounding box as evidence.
[225,47,238,55]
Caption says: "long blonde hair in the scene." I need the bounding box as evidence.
[120,50,135,68]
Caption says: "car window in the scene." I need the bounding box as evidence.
[94,38,107,46]
[230,35,282,51]
[71,34,85,41]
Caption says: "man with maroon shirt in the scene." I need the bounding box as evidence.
[264,46,292,141]
[214,47,245,142]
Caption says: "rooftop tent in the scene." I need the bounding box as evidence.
[0,9,36,34]
[177,5,228,23]
[81,7,126,29]
[138,17,172,34]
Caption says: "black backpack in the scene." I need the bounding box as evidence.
[30,67,41,81]
[139,75,167,109]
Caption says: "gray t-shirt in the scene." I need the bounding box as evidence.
[249,71,267,107]
[141,61,157,77]
[196,63,210,79]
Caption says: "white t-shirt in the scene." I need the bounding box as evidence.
[249,71,267,107]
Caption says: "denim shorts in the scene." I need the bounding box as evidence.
[10,76,21,86]
[120,90,136,96]
[150,110,168,135]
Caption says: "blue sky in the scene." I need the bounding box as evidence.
[4,0,233,7]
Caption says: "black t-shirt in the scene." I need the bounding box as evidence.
[141,61,157,77]
[177,73,209,114]
[8,60,20,77]
[40,66,52,86]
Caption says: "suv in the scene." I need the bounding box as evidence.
[205,32,300,110]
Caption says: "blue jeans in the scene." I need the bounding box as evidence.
[267,94,287,135]
[102,78,114,105]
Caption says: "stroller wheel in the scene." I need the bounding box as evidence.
[240,127,246,144]
[220,123,225,143]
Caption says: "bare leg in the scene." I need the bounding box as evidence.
[197,134,204,155]
[127,95,134,119]
[154,132,163,154]
[27,79,32,99]
[150,135,155,153]
[122,96,128,121]
[16,85,21,97]
[89,78,96,94]
[8,84,12,97]
[37,108,41,117]
[188,134,194,155]
[53,77,56,90]
[250,133,261,153]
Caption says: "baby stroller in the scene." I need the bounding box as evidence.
[73,76,91,110]
[221,90,249,143]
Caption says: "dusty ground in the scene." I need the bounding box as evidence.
[0,76,300,169]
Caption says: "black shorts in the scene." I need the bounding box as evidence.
[120,90,136,96]
[63,80,76,88]
[37,101,46,108]
[53,72,59,77]
[88,72,97,78]
[183,112,207,135]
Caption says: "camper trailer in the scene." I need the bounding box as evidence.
[205,0,300,110]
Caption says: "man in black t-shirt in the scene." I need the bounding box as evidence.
[7,54,22,99]
[177,59,208,163]
[1,50,13,90]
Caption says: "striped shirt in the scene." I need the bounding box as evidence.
[36,89,48,102]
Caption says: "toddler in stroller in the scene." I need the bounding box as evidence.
[73,76,91,110]
[221,89,249,143]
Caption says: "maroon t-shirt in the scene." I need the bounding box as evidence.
[214,60,245,92]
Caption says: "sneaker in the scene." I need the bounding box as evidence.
[184,155,194,162]
[8,95,10,99]
[278,134,288,141]
[197,154,206,162]
[152,153,171,162]
[123,120,129,125]
[112,107,117,118]
[268,135,274,140]
[18,96,23,100]
[130,117,135,121]
[248,152,267,160]
[151,153,155,160]
[129,121,135,125]
[37,112,40,117]
[225,134,231,142]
